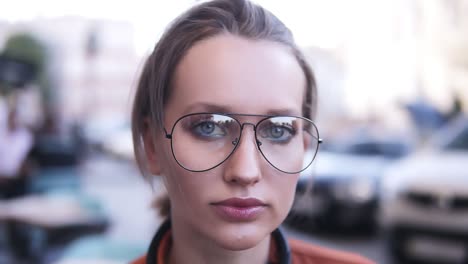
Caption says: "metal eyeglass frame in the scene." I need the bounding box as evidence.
[163,113,323,174]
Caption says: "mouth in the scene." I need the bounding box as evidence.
[211,198,267,222]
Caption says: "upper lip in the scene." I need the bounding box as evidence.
[212,197,267,207]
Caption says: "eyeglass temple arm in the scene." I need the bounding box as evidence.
[164,128,172,139]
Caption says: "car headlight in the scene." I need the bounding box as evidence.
[380,175,405,201]
[349,178,376,202]
[332,178,376,203]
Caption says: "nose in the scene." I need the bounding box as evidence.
[223,125,262,186]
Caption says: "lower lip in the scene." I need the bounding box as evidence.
[212,205,266,222]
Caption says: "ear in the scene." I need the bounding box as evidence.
[142,119,162,175]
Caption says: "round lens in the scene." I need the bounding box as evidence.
[256,116,319,173]
[170,114,241,171]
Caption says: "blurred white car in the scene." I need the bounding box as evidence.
[380,115,468,263]
[289,134,412,231]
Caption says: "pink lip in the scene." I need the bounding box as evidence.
[211,198,267,222]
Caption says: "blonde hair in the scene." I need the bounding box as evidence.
[132,0,317,217]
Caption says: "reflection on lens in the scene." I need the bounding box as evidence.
[170,114,240,171]
[257,116,319,174]
[257,117,296,144]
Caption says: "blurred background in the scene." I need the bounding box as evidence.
[0,0,467,263]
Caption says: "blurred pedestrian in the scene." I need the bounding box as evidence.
[130,1,374,263]
[0,94,34,199]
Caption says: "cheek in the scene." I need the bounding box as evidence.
[156,143,192,200]
[285,176,299,204]
[161,165,192,198]
[161,164,214,211]
[158,137,217,207]
[270,173,299,211]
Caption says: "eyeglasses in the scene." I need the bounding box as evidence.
[164,113,322,174]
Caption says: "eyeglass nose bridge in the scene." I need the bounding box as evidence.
[231,122,262,147]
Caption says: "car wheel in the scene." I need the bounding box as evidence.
[359,217,378,236]
[387,228,410,264]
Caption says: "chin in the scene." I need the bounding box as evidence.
[214,227,269,251]
[218,236,263,251]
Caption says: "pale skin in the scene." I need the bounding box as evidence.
[144,34,306,264]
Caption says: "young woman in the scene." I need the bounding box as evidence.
[130,0,375,263]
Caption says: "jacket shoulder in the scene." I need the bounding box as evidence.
[130,256,146,264]
[289,238,375,264]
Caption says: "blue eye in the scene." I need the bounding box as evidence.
[259,124,295,143]
[270,126,285,138]
[192,121,226,138]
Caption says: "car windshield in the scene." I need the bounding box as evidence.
[443,127,468,151]
[324,140,410,159]
[432,116,468,151]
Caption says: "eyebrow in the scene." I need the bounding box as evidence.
[265,109,300,116]
[183,102,301,116]
[183,103,231,114]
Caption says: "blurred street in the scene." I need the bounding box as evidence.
[0,153,158,264]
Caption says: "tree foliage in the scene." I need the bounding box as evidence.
[2,33,46,71]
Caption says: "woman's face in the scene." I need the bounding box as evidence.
[149,34,306,251]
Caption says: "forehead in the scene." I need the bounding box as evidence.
[166,34,306,121]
